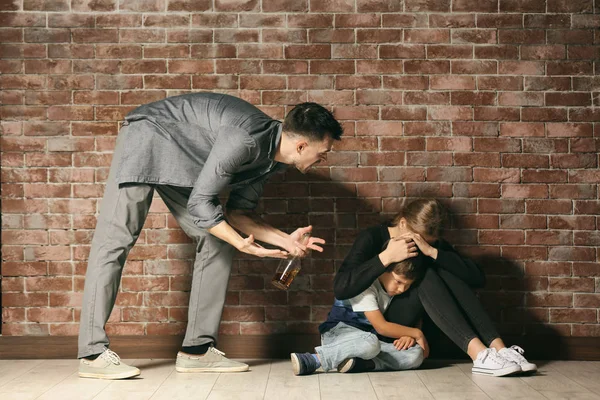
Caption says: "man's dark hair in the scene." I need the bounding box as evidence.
[283,102,343,141]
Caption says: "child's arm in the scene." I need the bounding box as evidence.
[363,309,422,340]
[364,310,430,357]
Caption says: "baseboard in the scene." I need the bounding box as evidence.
[0,334,599,360]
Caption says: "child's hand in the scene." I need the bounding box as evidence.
[380,236,418,265]
[393,336,416,350]
[415,334,430,358]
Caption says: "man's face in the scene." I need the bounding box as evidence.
[293,135,334,174]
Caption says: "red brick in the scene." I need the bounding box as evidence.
[289,76,333,90]
[499,215,545,229]
[473,168,520,183]
[27,308,73,323]
[527,199,572,214]
[406,152,453,167]
[453,183,500,198]
[427,167,472,182]
[405,182,452,197]
[49,75,95,90]
[574,294,600,308]
[425,137,472,152]
[479,230,524,245]
[550,277,595,292]
[549,247,596,262]
[454,153,500,168]
[551,309,596,323]
[573,263,600,277]
[526,231,572,246]
[551,154,597,169]
[549,216,595,231]
[501,246,547,260]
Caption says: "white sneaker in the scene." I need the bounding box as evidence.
[472,348,521,377]
[79,349,141,380]
[498,346,538,373]
[176,347,249,373]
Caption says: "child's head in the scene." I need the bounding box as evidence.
[390,198,446,243]
[379,249,427,296]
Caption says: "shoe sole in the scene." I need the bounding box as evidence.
[337,358,355,373]
[290,353,301,375]
[78,369,141,380]
[520,365,538,373]
[176,365,249,373]
[472,364,521,377]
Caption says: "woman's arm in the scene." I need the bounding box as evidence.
[333,229,386,300]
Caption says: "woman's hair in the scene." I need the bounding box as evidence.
[389,198,446,240]
[283,102,343,142]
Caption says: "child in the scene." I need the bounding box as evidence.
[332,198,537,377]
[291,254,428,375]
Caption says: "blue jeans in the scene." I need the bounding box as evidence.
[315,322,424,372]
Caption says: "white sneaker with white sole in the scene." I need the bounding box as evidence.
[499,346,537,373]
[472,348,521,377]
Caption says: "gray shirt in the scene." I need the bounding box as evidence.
[115,92,286,229]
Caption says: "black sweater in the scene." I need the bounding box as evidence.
[333,224,486,300]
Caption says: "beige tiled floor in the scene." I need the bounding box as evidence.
[0,359,598,400]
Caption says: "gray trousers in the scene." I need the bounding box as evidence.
[78,126,235,358]
[315,322,424,372]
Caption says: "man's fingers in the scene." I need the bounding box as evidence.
[307,244,324,252]
[294,241,308,251]
[309,237,326,245]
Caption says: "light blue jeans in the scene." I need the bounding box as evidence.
[315,322,424,372]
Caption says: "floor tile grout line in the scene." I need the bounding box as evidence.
[0,359,46,389]
[262,360,273,400]
[415,367,437,400]
[148,362,177,400]
[453,362,494,400]
[518,363,594,394]
[366,370,377,400]
[205,370,222,400]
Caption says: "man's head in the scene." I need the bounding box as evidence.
[379,251,426,296]
[281,102,343,173]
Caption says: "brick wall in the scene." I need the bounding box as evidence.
[1,0,599,339]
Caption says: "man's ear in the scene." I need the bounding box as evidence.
[296,140,308,154]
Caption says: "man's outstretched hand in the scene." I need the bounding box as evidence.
[237,234,289,259]
[287,225,326,257]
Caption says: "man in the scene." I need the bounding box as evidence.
[77,93,343,379]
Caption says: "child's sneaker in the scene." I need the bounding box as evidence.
[337,358,375,373]
[498,346,537,373]
[290,353,320,376]
[472,348,521,377]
